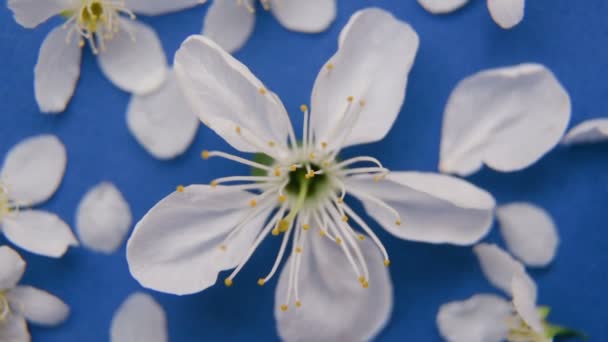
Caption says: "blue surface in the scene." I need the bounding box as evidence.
[1,1,607,341]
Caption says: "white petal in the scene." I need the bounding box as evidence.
[127,71,199,160]
[0,246,26,290]
[270,0,336,33]
[34,25,82,113]
[125,0,205,16]
[310,8,419,150]
[76,182,132,254]
[487,0,525,29]
[346,172,495,245]
[417,0,470,14]
[7,286,69,326]
[511,273,543,333]
[275,235,392,342]
[473,243,531,296]
[1,135,67,207]
[0,314,30,342]
[440,64,571,176]
[202,0,255,53]
[127,185,273,295]
[3,210,78,258]
[175,35,291,156]
[497,202,558,267]
[562,118,608,145]
[97,19,167,95]
[7,0,75,28]
[110,292,167,342]
[437,294,511,342]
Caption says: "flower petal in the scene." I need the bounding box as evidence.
[202,0,256,53]
[97,18,167,95]
[417,0,470,14]
[3,210,78,258]
[127,71,199,160]
[0,314,29,342]
[175,35,292,156]
[346,172,495,245]
[487,0,525,29]
[34,25,82,113]
[310,8,419,150]
[275,235,392,342]
[269,0,336,33]
[439,64,571,176]
[474,243,531,296]
[125,0,205,16]
[437,294,511,342]
[511,273,543,333]
[562,118,608,145]
[7,0,75,28]
[110,292,167,342]
[7,286,69,326]
[0,246,26,290]
[497,202,558,267]
[127,185,273,295]
[76,182,132,254]
[1,135,67,207]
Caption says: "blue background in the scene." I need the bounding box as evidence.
[1,0,607,341]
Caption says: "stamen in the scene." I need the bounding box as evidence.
[342,203,390,264]
[260,214,295,284]
[347,187,402,226]
[329,156,385,172]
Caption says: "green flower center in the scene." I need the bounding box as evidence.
[284,163,330,201]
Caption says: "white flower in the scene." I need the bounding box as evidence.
[127,8,497,341]
[0,246,70,342]
[418,0,526,29]
[0,135,78,258]
[110,292,167,342]
[203,0,337,53]
[562,118,608,145]
[7,0,207,113]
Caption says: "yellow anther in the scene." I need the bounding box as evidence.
[268,141,276,147]
[224,278,233,287]
[278,219,290,232]
[347,96,354,103]
[395,220,401,226]
[358,276,366,284]
[210,181,218,187]
[235,126,242,134]
[336,238,343,245]
[373,175,382,182]
[201,150,210,159]
[278,195,287,203]
[295,301,302,308]
[358,234,365,241]
[289,165,298,172]
[274,168,282,177]
[341,215,349,222]
[295,247,302,253]
[305,170,315,179]
[302,224,310,231]
[337,198,344,204]
[321,142,328,149]
[309,153,315,160]
[176,185,185,193]
[300,104,308,113]
[257,278,265,286]
[280,304,288,312]
[250,199,257,207]
[271,228,280,236]
[219,245,227,251]
[322,161,330,167]
[384,259,391,267]
[326,63,334,70]
[359,99,366,107]
[362,281,369,289]
[319,230,326,237]
[258,87,267,95]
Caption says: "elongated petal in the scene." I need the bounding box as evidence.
[562,118,608,145]
[437,294,511,342]
[487,0,525,29]
[270,0,336,33]
[497,203,558,267]
[440,64,571,176]
[110,292,167,342]
[1,135,67,207]
[125,0,205,16]
[417,0,470,14]
[3,210,78,258]
[175,35,291,156]
[127,71,199,160]
[346,172,495,245]
[202,0,255,53]
[7,0,75,28]
[0,314,29,342]
[511,273,542,333]
[127,185,273,295]
[0,246,26,290]
[76,182,132,254]
[34,25,82,113]
[98,19,167,95]
[474,243,532,296]
[275,235,392,342]
[7,286,69,326]
[310,8,419,151]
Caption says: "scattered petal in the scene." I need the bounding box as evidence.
[7,0,75,28]
[562,118,608,145]
[487,0,525,29]
[202,0,256,53]
[417,0,470,14]
[474,243,530,296]
[0,246,26,290]
[110,292,167,342]
[511,273,543,333]
[126,0,205,16]
[7,286,69,326]
[270,0,336,33]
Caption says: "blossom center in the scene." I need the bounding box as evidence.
[284,163,329,201]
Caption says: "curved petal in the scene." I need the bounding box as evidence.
[310,8,419,150]
[417,0,470,14]
[497,203,558,267]
[175,35,291,156]
[487,0,525,29]
[473,243,531,296]
[110,292,167,342]
[7,286,69,326]
[127,185,273,295]
[34,25,82,114]
[562,118,608,145]
[76,182,132,254]
[1,135,67,207]
[97,19,167,95]
[275,235,392,342]
[511,273,542,333]
[202,0,256,53]
[346,172,495,245]
[7,0,76,28]
[439,64,571,176]
[125,0,205,16]
[0,246,26,290]
[270,0,336,33]
[0,314,30,342]
[127,71,199,160]
[3,210,78,258]
[437,294,511,342]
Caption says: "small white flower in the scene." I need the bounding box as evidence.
[0,246,70,342]
[7,0,207,113]
[203,0,337,53]
[127,8,497,341]
[110,292,167,342]
[418,0,526,29]
[0,135,78,258]
[562,118,608,145]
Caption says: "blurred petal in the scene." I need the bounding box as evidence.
[487,0,525,29]
[7,0,75,28]
[417,0,470,14]
[0,314,29,342]
[270,0,336,33]
[562,118,608,145]
[110,292,167,342]
[511,273,542,333]
[474,243,530,296]
[126,0,205,16]
[202,0,255,53]
[7,286,69,326]
[0,246,26,290]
